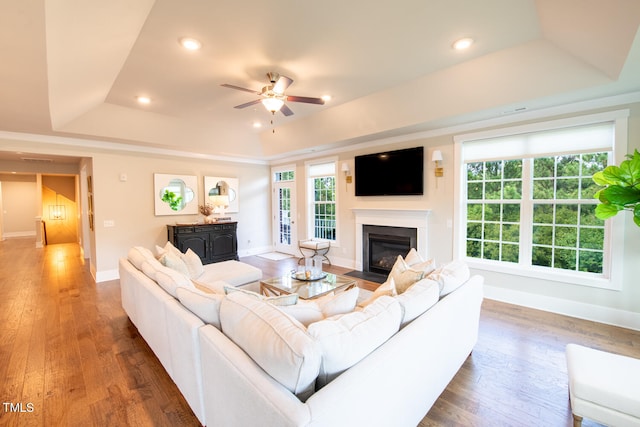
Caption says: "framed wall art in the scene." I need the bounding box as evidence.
[154,173,198,216]
[204,176,239,213]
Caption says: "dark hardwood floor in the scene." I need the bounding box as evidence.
[1,239,638,426]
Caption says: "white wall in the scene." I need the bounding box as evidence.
[0,176,38,237]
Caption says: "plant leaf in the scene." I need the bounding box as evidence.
[592,171,609,186]
[635,204,640,227]
[595,203,622,219]
[600,185,640,206]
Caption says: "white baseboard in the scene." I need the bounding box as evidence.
[96,268,119,283]
[484,285,640,332]
[3,231,36,238]
[238,245,273,258]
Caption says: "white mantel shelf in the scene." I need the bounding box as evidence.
[351,208,431,271]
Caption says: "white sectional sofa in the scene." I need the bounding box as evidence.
[119,246,483,426]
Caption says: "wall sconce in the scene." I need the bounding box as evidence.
[341,162,352,190]
[432,150,444,177]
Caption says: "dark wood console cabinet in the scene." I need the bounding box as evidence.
[167,222,238,265]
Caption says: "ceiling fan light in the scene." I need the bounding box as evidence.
[261,97,284,113]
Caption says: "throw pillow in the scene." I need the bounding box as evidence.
[403,248,423,266]
[182,248,204,279]
[154,264,194,297]
[278,301,324,327]
[307,295,402,388]
[395,278,439,327]
[428,260,470,297]
[158,251,190,277]
[388,256,427,294]
[357,277,397,308]
[315,287,360,317]
[220,291,321,401]
[176,286,223,329]
[192,279,228,294]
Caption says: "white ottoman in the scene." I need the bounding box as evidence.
[566,344,640,427]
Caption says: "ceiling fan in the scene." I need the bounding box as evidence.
[221,72,325,116]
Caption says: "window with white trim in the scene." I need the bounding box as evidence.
[306,160,337,241]
[455,111,628,289]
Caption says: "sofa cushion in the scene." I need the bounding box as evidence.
[176,286,223,328]
[307,295,402,388]
[357,277,397,308]
[154,264,193,297]
[198,260,262,287]
[220,291,321,400]
[127,246,157,270]
[428,260,470,296]
[395,278,439,327]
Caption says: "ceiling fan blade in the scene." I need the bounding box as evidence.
[272,75,293,95]
[280,104,294,116]
[286,95,325,105]
[234,99,262,109]
[221,83,260,94]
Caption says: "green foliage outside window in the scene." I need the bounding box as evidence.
[466,152,608,275]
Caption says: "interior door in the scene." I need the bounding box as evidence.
[272,168,297,255]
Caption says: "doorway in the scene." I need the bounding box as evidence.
[272,167,297,255]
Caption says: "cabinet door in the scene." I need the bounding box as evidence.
[177,233,210,262]
[211,233,237,262]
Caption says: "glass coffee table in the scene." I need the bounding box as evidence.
[260,272,357,300]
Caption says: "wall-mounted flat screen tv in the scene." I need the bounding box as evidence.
[355,146,424,196]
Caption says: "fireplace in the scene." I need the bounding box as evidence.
[363,225,417,275]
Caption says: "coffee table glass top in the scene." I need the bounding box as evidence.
[260,272,356,300]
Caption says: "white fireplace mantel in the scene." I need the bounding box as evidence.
[351,208,431,271]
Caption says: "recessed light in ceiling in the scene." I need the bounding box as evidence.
[136,96,151,104]
[452,37,474,50]
[253,122,262,128]
[321,95,332,102]
[179,37,202,51]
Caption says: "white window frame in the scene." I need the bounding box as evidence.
[453,110,629,290]
[305,156,339,245]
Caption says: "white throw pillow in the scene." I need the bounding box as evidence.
[315,287,360,317]
[395,278,439,327]
[388,256,428,294]
[176,286,223,329]
[308,295,402,388]
[403,248,423,266]
[428,260,470,296]
[278,301,324,327]
[158,251,190,277]
[192,279,228,294]
[220,292,321,401]
[357,277,397,308]
[182,248,204,279]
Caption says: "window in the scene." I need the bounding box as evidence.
[306,160,337,241]
[455,111,628,289]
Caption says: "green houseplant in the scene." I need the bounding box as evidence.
[593,149,640,227]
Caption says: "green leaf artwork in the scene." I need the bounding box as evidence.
[592,149,640,227]
[161,189,183,211]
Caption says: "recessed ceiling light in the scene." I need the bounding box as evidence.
[136,96,151,104]
[321,95,332,102]
[253,122,262,128]
[453,37,474,50]
[179,37,202,51]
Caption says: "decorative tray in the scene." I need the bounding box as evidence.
[290,271,328,281]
